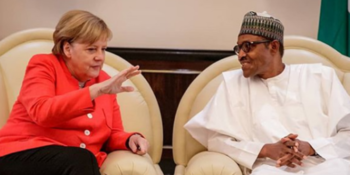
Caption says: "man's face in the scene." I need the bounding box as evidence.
[236,34,274,78]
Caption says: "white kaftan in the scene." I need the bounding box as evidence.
[184,64,350,175]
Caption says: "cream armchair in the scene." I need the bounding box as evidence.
[172,36,350,175]
[0,28,164,175]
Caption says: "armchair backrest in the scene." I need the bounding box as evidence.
[0,28,163,164]
[173,35,350,166]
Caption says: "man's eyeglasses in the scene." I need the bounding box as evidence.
[233,40,271,55]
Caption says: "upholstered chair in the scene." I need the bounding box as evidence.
[172,36,350,175]
[0,28,164,175]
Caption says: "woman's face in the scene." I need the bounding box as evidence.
[63,39,107,82]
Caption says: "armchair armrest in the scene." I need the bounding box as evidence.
[100,150,158,175]
[185,151,242,175]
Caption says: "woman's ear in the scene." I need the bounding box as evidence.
[63,41,72,59]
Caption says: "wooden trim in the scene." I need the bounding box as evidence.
[141,69,201,74]
[106,47,235,70]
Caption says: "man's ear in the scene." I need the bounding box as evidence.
[269,40,280,55]
[63,41,72,58]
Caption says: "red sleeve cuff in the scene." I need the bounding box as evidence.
[105,132,144,152]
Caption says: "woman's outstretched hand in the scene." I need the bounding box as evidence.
[90,66,141,99]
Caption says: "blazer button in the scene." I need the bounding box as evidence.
[87,113,93,119]
[80,143,86,149]
[84,130,91,136]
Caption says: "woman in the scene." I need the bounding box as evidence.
[0,10,149,175]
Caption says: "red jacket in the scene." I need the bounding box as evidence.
[0,54,136,166]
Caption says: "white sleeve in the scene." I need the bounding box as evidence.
[309,119,350,159]
[185,76,263,169]
[309,67,350,159]
[184,82,227,148]
[207,132,264,169]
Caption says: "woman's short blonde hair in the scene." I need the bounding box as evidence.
[52,10,112,56]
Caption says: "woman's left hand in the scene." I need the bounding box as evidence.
[128,134,149,155]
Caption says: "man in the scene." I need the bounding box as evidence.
[184,11,350,175]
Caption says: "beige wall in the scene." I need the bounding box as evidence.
[0,0,321,50]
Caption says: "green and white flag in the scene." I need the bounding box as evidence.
[318,0,350,56]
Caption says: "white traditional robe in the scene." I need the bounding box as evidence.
[185,64,350,175]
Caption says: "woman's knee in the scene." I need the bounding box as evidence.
[49,146,100,175]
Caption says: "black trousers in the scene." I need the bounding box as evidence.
[0,145,101,175]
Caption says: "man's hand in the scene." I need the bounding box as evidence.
[281,134,315,156]
[259,134,306,168]
[259,142,293,160]
[128,134,149,155]
[276,133,314,167]
[276,152,303,168]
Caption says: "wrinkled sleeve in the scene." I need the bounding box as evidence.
[308,67,350,159]
[19,55,94,127]
[207,133,264,169]
[185,79,264,169]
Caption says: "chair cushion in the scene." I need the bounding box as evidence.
[185,151,242,175]
[100,150,159,175]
